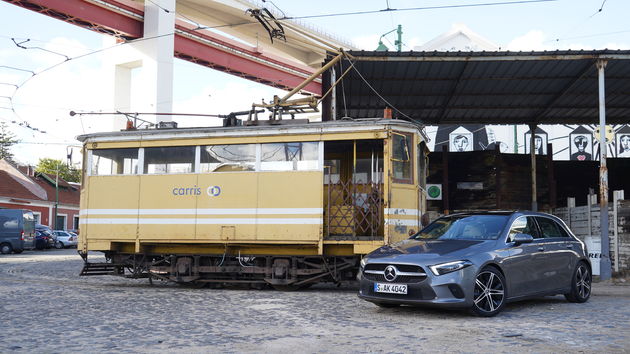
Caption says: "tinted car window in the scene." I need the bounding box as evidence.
[535,217,570,238]
[413,215,509,240]
[508,216,540,241]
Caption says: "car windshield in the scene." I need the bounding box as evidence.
[412,214,509,241]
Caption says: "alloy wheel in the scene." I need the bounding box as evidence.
[576,264,591,299]
[473,270,505,314]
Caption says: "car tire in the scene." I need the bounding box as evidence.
[1,243,13,254]
[564,261,591,303]
[471,267,506,317]
[55,241,64,249]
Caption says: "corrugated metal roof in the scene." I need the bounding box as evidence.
[323,50,630,124]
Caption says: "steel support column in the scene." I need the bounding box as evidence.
[597,60,612,280]
[442,145,449,214]
[529,123,537,212]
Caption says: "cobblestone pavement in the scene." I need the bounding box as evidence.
[1,249,629,353]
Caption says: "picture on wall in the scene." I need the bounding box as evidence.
[617,125,630,158]
[569,126,593,161]
[449,126,473,152]
[524,128,548,155]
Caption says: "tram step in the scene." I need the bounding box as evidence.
[80,262,122,276]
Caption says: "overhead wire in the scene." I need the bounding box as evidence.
[270,0,558,21]
[549,29,630,43]
[341,54,414,122]
[12,38,70,61]
[1,32,175,137]
[547,0,613,44]
[181,0,558,31]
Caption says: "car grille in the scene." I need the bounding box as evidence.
[363,263,427,283]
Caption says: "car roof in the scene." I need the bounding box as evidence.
[445,210,558,218]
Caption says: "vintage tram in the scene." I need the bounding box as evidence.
[78,117,428,289]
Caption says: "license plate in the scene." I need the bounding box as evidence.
[374,283,407,294]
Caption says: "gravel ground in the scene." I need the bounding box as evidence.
[1,249,629,353]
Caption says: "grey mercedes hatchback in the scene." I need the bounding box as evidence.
[358,211,592,316]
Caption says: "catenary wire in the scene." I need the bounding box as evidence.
[2,33,175,137]
[342,54,414,122]
[188,0,557,30]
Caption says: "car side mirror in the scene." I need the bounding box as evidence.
[512,233,534,245]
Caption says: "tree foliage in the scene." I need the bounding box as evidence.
[35,158,81,183]
[0,122,19,162]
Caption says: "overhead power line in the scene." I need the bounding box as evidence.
[12,38,70,61]
[549,29,630,44]
[278,0,558,21]
[187,0,558,31]
[1,32,174,137]
[548,0,613,44]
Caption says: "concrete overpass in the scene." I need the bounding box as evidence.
[4,0,355,95]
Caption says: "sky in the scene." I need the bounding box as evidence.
[1,0,629,165]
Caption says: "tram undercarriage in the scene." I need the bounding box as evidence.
[80,252,360,289]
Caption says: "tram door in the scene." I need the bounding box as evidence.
[387,132,422,244]
[323,140,384,240]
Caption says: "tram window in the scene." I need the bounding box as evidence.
[144,146,195,174]
[324,159,340,184]
[91,148,138,175]
[392,133,413,183]
[200,144,256,172]
[260,142,319,171]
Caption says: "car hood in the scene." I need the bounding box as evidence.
[366,238,494,262]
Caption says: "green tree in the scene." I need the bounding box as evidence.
[35,158,81,183]
[0,122,19,162]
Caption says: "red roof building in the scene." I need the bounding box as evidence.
[0,159,80,230]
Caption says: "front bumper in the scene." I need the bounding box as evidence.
[357,266,477,308]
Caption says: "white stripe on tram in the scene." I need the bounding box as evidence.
[79,208,322,216]
[80,218,322,225]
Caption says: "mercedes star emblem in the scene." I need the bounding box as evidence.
[384,265,398,282]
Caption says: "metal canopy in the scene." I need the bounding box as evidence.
[323,50,630,125]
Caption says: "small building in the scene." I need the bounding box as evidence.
[0,159,80,230]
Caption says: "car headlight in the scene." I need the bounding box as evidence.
[360,257,367,269]
[429,260,473,276]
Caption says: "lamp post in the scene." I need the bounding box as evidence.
[54,163,59,230]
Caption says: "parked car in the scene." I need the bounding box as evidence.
[35,229,54,250]
[358,211,592,316]
[0,209,36,254]
[52,230,78,249]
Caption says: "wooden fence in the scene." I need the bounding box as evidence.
[554,191,629,273]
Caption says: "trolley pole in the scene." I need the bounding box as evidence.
[597,60,612,280]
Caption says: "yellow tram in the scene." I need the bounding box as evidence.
[78,117,428,288]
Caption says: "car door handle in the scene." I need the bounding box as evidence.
[566,244,573,249]
[537,246,545,252]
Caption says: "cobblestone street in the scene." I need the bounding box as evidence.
[1,249,629,353]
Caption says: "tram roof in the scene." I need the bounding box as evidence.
[76,118,425,144]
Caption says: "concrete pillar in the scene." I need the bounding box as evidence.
[112,60,141,129]
[140,0,175,123]
[107,0,175,130]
